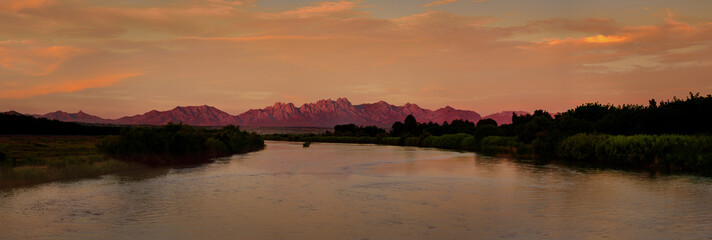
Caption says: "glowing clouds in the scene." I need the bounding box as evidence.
[0,73,141,99]
[544,34,627,46]
[423,0,459,7]
[583,35,627,43]
[0,0,53,12]
[260,1,360,19]
[0,40,86,76]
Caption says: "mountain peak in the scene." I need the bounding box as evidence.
[117,105,237,126]
[38,110,111,124]
[236,98,481,127]
[3,110,24,116]
[336,97,350,103]
[24,98,510,128]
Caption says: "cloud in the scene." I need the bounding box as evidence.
[0,0,53,12]
[260,1,360,19]
[0,40,87,76]
[1,1,711,115]
[0,72,140,99]
[544,34,628,45]
[181,35,331,42]
[423,0,487,7]
[423,0,459,7]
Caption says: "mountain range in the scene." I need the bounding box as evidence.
[12,98,526,128]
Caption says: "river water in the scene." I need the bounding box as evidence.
[1,141,712,239]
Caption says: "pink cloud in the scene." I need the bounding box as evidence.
[260,1,360,19]
[423,0,459,8]
[0,72,140,99]
[0,0,53,12]
[0,40,87,76]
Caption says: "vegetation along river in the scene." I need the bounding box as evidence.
[1,141,711,239]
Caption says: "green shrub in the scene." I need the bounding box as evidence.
[417,134,470,150]
[206,137,230,155]
[459,136,476,151]
[556,134,712,172]
[99,124,264,166]
[480,136,517,156]
[380,137,401,146]
[557,133,609,161]
[404,137,419,146]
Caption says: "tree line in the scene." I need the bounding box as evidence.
[98,123,264,166]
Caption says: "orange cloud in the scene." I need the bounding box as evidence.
[0,40,87,76]
[0,0,53,12]
[423,0,487,7]
[1,1,711,116]
[182,35,331,41]
[423,0,459,7]
[260,1,360,19]
[545,34,628,45]
[0,72,141,99]
[583,35,627,43]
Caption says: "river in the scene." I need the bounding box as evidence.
[1,141,711,239]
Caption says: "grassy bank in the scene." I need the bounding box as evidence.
[0,136,138,188]
[1,124,266,187]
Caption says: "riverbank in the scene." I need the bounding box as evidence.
[1,125,266,188]
[0,136,141,188]
[263,133,712,175]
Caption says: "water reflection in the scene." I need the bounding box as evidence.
[1,141,711,240]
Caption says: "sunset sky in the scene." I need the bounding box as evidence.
[1,0,711,118]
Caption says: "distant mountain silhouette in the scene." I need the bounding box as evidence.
[19,98,527,127]
[115,105,239,126]
[36,111,113,124]
[234,98,483,127]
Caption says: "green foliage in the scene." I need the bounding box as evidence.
[556,134,712,173]
[557,133,607,161]
[472,124,504,151]
[380,137,401,145]
[480,136,517,156]
[206,138,230,155]
[299,135,377,144]
[425,133,472,149]
[460,136,476,151]
[333,124,385,137]
[404,137,420,146]
[99,124,264,166]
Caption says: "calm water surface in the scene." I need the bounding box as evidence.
[2,141,712,239]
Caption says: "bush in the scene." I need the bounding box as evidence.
[404,137,419,146]
[380,137,401,146]
[99,124,264,166]
[557,133,608,161]
[206,137,230,155]
[480,136,518,156]
[460,136,476,151]
[556,134,712,173]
